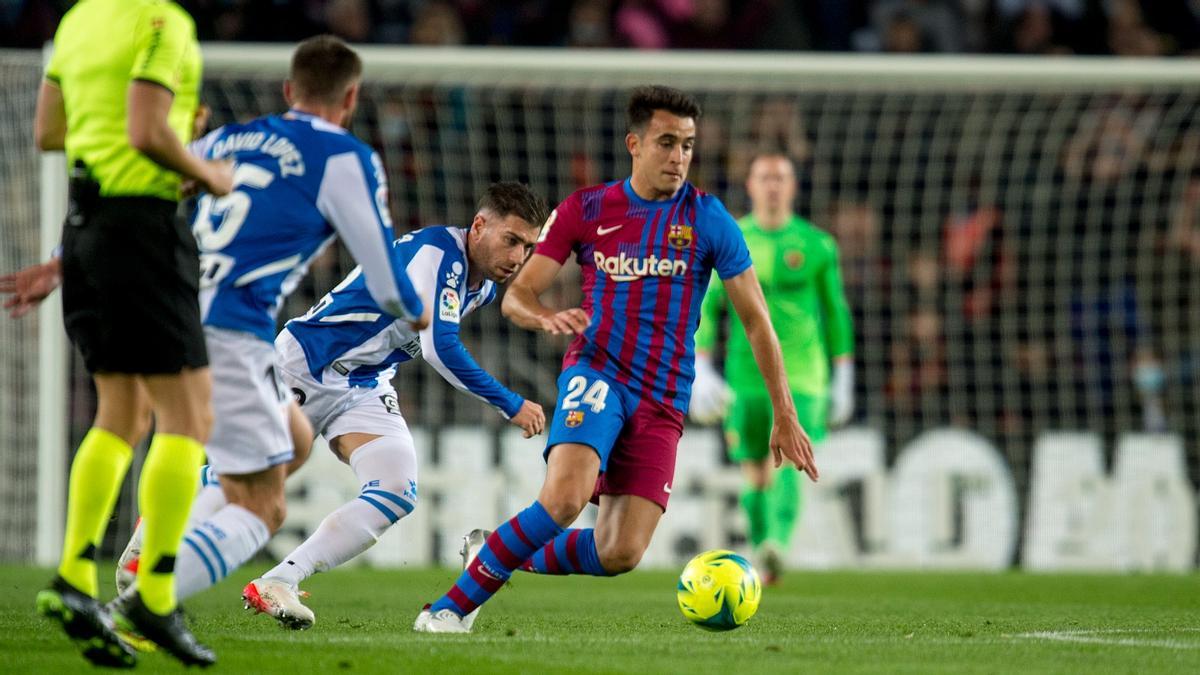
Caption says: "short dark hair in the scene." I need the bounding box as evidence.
[749,150,795,167]
[478,182,548,228]
[289,35,363,104]
[627,85,702,134]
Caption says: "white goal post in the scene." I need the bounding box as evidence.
[18,47,1200,569]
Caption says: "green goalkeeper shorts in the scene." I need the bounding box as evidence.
[724,390,827,463]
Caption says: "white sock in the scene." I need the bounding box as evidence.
[264,435,416,587]
[189,483,228,525]
[175,504,270,600]
[125,468,228,556]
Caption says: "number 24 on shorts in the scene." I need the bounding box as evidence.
[561,376,609,413]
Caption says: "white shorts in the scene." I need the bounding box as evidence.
[205,327,292,475]
[276,330,411,441]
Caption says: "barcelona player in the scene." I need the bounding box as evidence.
[415,85,818,633]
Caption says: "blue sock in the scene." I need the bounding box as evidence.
[520,529,610,576]
[429,500,562,616]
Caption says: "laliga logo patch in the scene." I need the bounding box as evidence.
[439,287,461,323]
[668,223,694,250]
[565,410,585,427]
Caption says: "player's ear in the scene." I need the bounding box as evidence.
[469,212,487,239]
[626,132,639,158]
[283,80,295,107]
[343,81,360,112]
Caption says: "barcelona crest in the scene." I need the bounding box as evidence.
[565,410,585,427]
[667,223,694,250]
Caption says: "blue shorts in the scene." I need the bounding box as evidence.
[545,364,684,511]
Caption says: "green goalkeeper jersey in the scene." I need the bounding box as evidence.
[696,213,854,397]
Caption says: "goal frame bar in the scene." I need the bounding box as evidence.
[34,46,1200,565]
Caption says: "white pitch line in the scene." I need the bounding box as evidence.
[1012,629,1200,651]
[214,626,1200,651]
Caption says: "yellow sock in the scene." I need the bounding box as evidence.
[58,427,133,597]
[137,433,204,615]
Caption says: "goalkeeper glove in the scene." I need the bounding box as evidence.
[689,354,731,425]
[829,358,855,427]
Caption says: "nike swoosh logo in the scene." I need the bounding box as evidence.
[596,224,623,236]
[476,564,502,581]
[663,483,672,494]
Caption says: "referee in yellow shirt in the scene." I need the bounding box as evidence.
[33,0,232,667]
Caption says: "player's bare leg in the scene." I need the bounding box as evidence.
[284,401,315,474]
[592,494,663,574]
[217,466,289,535]
[94,375,155,445]
[536,443,601,525]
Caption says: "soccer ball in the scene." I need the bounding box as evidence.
[676,549,762,631]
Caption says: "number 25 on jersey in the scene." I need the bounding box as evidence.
[193,163,276,288]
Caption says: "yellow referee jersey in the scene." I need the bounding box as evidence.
[46,0,201,201]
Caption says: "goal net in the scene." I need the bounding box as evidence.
[5,47,1199,570]
[0,50,49,563]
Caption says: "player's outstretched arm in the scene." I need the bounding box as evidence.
[412,241,544,435]
[723,266,819,481]
[318,149,426,328]
[127,82,233,196]
[501,253,589,336]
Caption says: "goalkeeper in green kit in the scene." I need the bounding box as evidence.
[692,153,854,584]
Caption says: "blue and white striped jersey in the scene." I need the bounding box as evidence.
[191,110,423,343]
[284,226,524,418]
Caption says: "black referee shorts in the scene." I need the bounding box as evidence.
[61,196,208,374]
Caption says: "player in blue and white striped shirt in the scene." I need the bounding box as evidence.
[99,37,427,628]
[233,182,547,629]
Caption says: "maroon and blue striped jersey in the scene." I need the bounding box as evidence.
[536,178,752,412]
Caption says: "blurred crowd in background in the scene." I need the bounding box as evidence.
[5,0,1200,56]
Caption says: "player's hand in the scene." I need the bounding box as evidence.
[201,158,235,196]
[0,258,62,319]
[539,308,590,336]
[510,400,546,438]
[770,415,819,481]
[828,358,855,427]
[689,354,731,425]
[409,306,431,332]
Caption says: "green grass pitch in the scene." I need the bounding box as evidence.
[1,564,1197,673]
